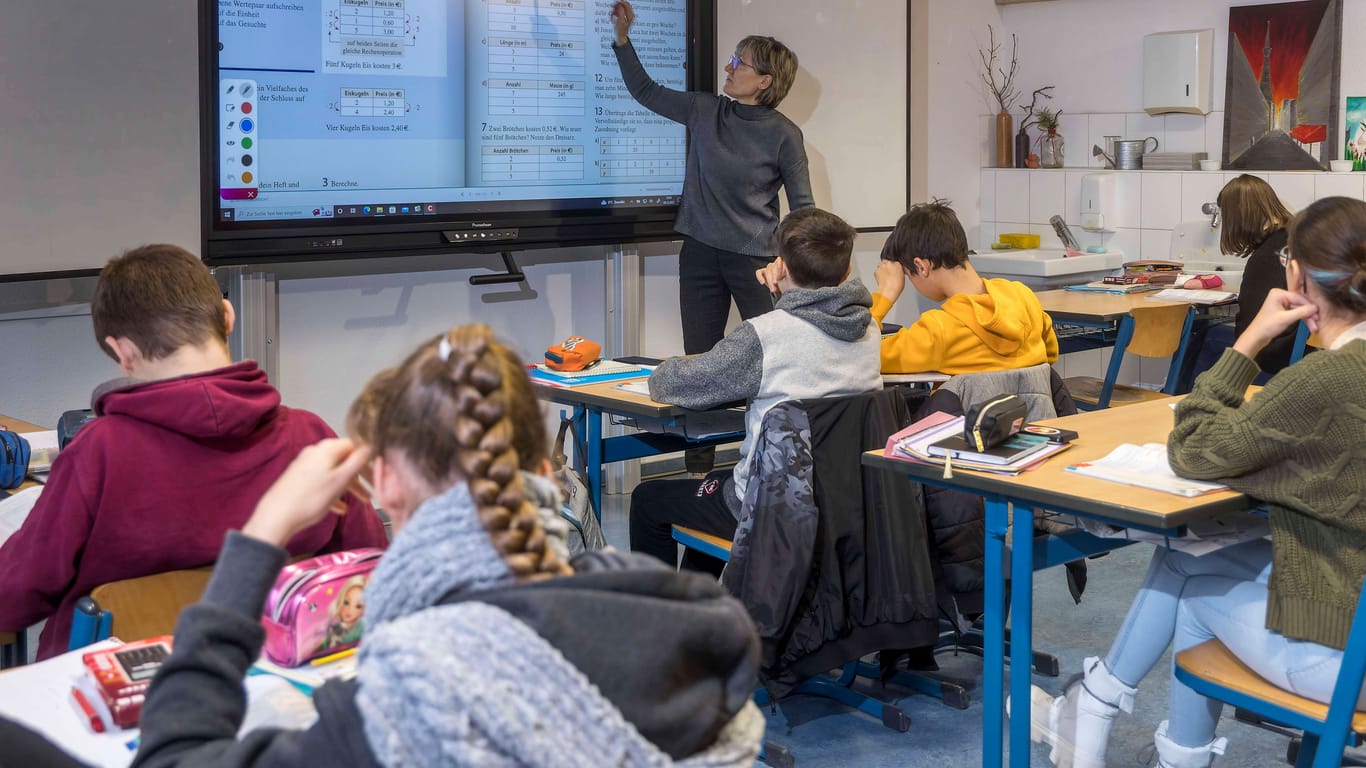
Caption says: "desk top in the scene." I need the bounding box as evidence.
[864,397,1251,530]
[1035,289,1190,324]
[1,414,46,434]
[535,377,688,419]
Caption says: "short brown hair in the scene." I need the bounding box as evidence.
[737,35,798,107]
[881,199,970,270]
[91,244,227,361]
[1218,174,1293,257]
[775,207,856,288]
[1287,196,1366,314]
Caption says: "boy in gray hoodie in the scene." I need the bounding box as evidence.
[630,207,883,574]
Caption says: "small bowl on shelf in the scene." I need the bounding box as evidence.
[1330,159,1354,173]
[1198,159,1220,171]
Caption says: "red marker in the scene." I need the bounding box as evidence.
[71,686,106,733]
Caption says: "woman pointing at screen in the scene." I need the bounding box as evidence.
[610,0,813,474]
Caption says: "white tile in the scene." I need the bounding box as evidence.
[1315,173,1366,201]
[980,169,997,223]
[977,221,999,251]
[1064,171,1088,226]
[996,170,1031,223]
[1057,112,1090,168]
[1140,173,1182,229]
[1126,113,1167,152]
[1103,227,1143,260]
[1226,171,1267,185]
[1027,222,1054,239]
[1267,173,1316,214]
[1088,114,1126,168]
[1063,349,1105,379]
[1138,356,1176,389]
[1112,172,1143,230]
[1164,114,1208,155]
[1205,111,1225,166]
[1029,170,1066,224]
[1180,172,1227,222]
[1141,229,1173,261]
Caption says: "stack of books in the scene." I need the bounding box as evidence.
[883,412,1070,476]
[526,360,647,388]
[1105,260,1184,286]
[1067,281,1163,295]
[1142,152,1208,171]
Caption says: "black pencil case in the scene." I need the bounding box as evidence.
[964,395,1028,452]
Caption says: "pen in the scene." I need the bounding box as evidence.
[310,647,358,666]
[70,686,106,733]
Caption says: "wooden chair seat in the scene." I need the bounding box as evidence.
[1176,639,1366,734]
[89,567,213,643]
[1065,377,1173,407]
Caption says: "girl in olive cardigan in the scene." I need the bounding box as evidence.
[1030,196,1366,768]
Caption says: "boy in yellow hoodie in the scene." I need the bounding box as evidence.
[873,200,1058,373]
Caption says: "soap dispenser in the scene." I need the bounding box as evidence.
[1080,173,1116,232]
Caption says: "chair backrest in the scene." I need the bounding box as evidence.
[88,567,213,643]
[935,363,1067,422]
[1125,303,1192,358]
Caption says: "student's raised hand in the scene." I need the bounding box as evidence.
[875,260,907,303]
[755,257,786,296]
[242,439,373,548]
[1232,287,1319,361]
[610,1,634,45]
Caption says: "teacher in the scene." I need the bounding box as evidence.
[610,0,814,473]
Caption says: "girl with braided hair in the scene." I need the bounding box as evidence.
[130,324,763,768]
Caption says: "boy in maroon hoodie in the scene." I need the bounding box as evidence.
[0,244,387,660]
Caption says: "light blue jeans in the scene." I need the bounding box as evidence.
[1103,538,1362,747]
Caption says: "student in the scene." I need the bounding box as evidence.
[610,0,812,475]
[1027,196,1366,768]
[131,325,763,767]
[873,200,1058,374]
[0,244,386,661]
[629,207,881,574]
[1182,175,1297,386]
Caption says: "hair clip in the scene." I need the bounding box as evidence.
[437,335,453,362]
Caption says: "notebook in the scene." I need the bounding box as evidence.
[534,360,642,378]
[1067,443,1228,497]
[927,432,1052,466]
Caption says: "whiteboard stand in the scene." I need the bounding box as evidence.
[219,266,280,386]
[603,243,642,494]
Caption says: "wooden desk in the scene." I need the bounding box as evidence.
[865,397,1252,768]
[1036,290,1202,409]
[535,379,746,516]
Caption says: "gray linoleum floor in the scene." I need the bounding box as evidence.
[600,486,1366,768]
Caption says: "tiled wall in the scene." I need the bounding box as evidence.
[980,165,1366,388]
[980,168,1366,260]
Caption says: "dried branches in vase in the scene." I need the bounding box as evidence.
[979,25,1020,168]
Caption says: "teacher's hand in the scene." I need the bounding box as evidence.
[756,257,786,296]
[610,1,634,46]
[1232,287,1318,361]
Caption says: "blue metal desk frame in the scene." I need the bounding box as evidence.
[863,397,1253,767]
[536,380,743,517]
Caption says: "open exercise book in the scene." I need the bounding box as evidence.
[1067,442,1228,497]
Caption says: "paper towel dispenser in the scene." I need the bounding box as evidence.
[1143,29,1213,116]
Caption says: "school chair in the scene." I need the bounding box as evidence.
[1173,573,1366,768]
[674,389,949,732]
[1065,302,1196,410]
[68,567,213,650]
[1287,320,1325,366]
[0,630,26,669]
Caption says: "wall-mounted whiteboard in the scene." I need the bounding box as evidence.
[716,0,908,230]
[0,1,199,280]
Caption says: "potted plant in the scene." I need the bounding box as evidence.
[1035,107,1064,168]
[1016,86,1054,168]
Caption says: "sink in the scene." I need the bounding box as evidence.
[972,248,1125,288]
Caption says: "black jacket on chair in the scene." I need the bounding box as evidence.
[722,389,940,696]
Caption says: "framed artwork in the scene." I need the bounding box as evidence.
[1346,97,1366,170]
[1222,0,1342,171]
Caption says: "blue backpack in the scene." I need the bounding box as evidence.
[0,430,31,489]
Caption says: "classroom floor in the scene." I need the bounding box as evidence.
[601,486,1366,768]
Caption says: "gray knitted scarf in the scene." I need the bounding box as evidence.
[354,479,763,767]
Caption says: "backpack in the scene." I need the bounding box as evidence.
[550,418,607,556]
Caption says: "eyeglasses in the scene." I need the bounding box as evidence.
[728,54,763,74]
[1277,245,1292,267]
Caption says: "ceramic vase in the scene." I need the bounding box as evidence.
[995,111,1013,169]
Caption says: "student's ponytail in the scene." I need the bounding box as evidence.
[438,326,572,581]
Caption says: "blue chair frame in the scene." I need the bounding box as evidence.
[68,596,114,650]
[1288,320,1312,365]
[1174,574,1366,768]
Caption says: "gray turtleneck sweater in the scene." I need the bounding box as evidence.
[613,40,814,256]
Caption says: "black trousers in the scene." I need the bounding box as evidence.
[678,237,773,473]
[629,469,738,577]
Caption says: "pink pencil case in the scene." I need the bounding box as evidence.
[261,548,383,667]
